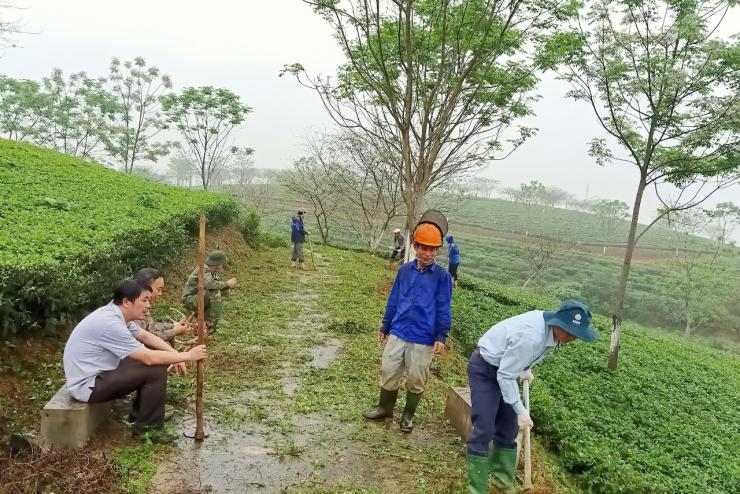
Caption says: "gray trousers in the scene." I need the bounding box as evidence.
[291,242,305,262]
[380,335,435,394]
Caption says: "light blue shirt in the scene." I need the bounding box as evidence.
[477,310,557,415]
[63,303,144,401]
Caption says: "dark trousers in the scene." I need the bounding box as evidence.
[467,350,519,456]
[391,248,405,260]
[449,263,459,281]
[88,357,167,432]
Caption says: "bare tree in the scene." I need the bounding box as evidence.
[280,158,340,244]
[167,147,196,187]
[523,231,574,288]
[0,2,23,52]
[309,132,405,253]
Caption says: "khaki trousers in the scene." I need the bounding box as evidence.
[380,335,435,394]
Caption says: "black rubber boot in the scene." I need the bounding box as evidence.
[362,388,398,420]
[400,391,422,432]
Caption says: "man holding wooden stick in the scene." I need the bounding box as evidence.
[466,300,598,493]
[63,278,207,443]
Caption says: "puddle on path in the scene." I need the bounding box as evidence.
[150,413,370,493]
[308,338,342,369]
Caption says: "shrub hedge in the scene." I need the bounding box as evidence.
[0,139,238,336]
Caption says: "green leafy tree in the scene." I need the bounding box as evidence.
[106,56,174,173]
[556,0,740,369]
[36,69,118,160]
[0,75,49,141]
[161,86,252,190]
[283,0,569,259]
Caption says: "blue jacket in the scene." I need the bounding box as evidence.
[291,215,306,243]
[448,242,460,264]
[381,260,453,345]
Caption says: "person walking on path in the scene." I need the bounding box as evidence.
[362,221,453,433]
[446,235,460,287]
[291,209,310,270]
[133,268,191,344]
[63,278,207,441]
[182,251,237,334]
[390,228,405,261]
[467,300,599,493]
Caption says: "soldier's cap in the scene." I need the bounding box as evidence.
[206,251,228,266]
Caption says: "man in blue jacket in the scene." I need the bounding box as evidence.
[291,209,309,270]
[446,235,460,287]
[362,222,453,433]
[467,300,598,493]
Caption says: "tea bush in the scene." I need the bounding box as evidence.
[0,139,238,336]
[452,276,740,493]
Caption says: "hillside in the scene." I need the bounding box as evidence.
[0,139,238,336]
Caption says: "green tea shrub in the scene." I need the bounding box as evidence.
[452,275,740,493]
[0,139,238,336]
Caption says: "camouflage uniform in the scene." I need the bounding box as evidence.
[181,261,230,331]
[132,316,177,345]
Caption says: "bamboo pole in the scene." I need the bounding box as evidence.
[195,215,206,441]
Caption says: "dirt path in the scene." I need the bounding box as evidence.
[150,257,380,493]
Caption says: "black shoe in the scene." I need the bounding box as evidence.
[400,392,422,433]
[362,388,398,420]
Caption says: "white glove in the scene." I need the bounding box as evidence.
[518,411,534,429]
[519,369,534,383]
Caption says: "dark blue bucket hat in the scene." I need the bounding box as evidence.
[543,299,598,341]
[446,235,454,243]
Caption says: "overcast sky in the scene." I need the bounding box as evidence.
[2,0,738,226]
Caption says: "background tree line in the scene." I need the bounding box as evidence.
[0,57,252,190]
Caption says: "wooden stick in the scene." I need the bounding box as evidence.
[523,379,532,489]
[195,215,206,441]
[307,234,316,271]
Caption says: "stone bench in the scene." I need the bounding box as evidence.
[41,386,111,450]
[444,386,524,466]
[445,387,473,440]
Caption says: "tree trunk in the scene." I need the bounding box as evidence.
[609,179,647,370]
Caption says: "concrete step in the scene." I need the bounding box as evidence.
[41,386,111,450]
[445,386,472,440]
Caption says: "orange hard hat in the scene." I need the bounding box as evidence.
[413,223,442,247]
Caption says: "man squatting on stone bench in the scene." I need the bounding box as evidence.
[63,278,207,436]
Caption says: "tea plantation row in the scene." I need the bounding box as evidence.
[452,276,740,493]
[0,139,238,336]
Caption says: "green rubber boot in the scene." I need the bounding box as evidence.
[490,446,517,490]
[468,453,489,494]
[362,388,398,420]
[400,391,422,432]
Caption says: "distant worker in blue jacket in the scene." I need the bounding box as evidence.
[446,235,460,287]
[362,222,453,433]
[467,300,599,493]
[290,209,309,271]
